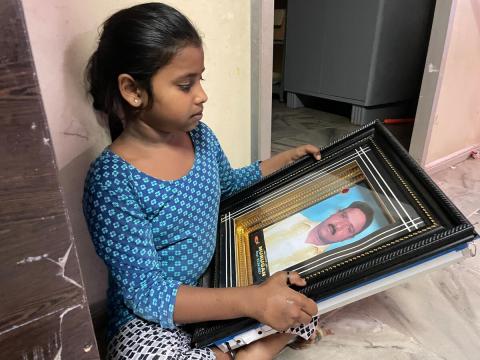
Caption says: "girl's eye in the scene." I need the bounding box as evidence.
[178,77,204,92]
[179,83,193,92]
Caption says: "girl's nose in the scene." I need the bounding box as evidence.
[196,83,208,104]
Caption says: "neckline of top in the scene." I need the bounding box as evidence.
[104,131,198,184]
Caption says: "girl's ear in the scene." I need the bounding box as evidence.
[118,74,145,108]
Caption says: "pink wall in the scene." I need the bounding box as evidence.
[425,0,480,165]
[21,0,253,313]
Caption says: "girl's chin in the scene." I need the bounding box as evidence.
[186,122,199,131]
[180,119,199,131]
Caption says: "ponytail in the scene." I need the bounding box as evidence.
[86,50,124,140]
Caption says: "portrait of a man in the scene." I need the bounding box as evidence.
[305,201,374,245]
[262,183,390,274]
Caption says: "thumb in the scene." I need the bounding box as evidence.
[300,144,321,160]
[286,271,307,287]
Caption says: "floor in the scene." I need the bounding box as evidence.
[271,99,414,155]
[270,99,359,155]
[271,99,480,360]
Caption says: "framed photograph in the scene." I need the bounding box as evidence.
[193,121,477,346]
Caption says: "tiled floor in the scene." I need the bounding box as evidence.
[271,99,414,154]
[271,100,480,360]
[271,99,359,155]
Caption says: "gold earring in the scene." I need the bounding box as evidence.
[134,98,139,104]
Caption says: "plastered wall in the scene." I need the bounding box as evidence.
[22,0,252,308]
[424,0,480,164]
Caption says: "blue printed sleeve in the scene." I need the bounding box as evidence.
[83,180,180,329]
[214,141,262,198]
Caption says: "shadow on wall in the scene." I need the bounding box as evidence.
[59,148,109,357]
[60,24,110,306]
[59,26,111,357]
[471,0,480,35]
[62,30,110,140]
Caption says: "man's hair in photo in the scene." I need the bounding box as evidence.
[347,201,374,232]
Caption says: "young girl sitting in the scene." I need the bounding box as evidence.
[83,3,321,359]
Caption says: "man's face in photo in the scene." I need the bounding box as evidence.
[305,207,367,245]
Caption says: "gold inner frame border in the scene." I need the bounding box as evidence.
[228,141,438,286]
[234,161,367,286]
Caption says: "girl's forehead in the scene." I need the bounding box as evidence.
[152,46,204,81]
[169,46,204,70]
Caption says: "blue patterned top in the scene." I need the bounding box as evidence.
[82,122,261,340]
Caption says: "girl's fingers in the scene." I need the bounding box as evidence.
[297,144,321,160]
[298,310,313,325]
[289,293,317,317]
[285,271,306,287]
[263,271,318,329]
[285,292,317,317]
[301,297,318,317]
[285,305,313,328]
[283,272,317,315]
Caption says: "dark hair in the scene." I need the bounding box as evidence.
[86,2,202,140]
[346,201,374,232]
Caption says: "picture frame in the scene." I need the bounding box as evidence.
[192,121,477,347]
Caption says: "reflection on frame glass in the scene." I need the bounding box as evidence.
[262,181,392,274]
[222,145,433,287]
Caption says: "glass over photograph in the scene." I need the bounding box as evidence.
[263,181,392,274]
[227,145,432,287]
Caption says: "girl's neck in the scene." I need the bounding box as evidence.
[119,120,182,149]
[109,118,195,180]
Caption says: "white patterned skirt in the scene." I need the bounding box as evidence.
[107,316,319,359]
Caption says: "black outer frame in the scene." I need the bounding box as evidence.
[192,121,477,347]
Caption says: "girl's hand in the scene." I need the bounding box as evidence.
[247,271,318,331]
[284,144,321,163]
[260,144,321,177]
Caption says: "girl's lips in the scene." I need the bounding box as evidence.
[191,112,203,121]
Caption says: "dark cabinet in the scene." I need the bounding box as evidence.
[284,0,435,124]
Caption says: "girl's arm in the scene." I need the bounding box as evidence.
[174,271,318,331]
[206,122,320,197]
[83,181,183,329]
[84,177,317,331]
[260,145,321,177]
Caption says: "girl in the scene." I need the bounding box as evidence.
[83,3,321,359]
